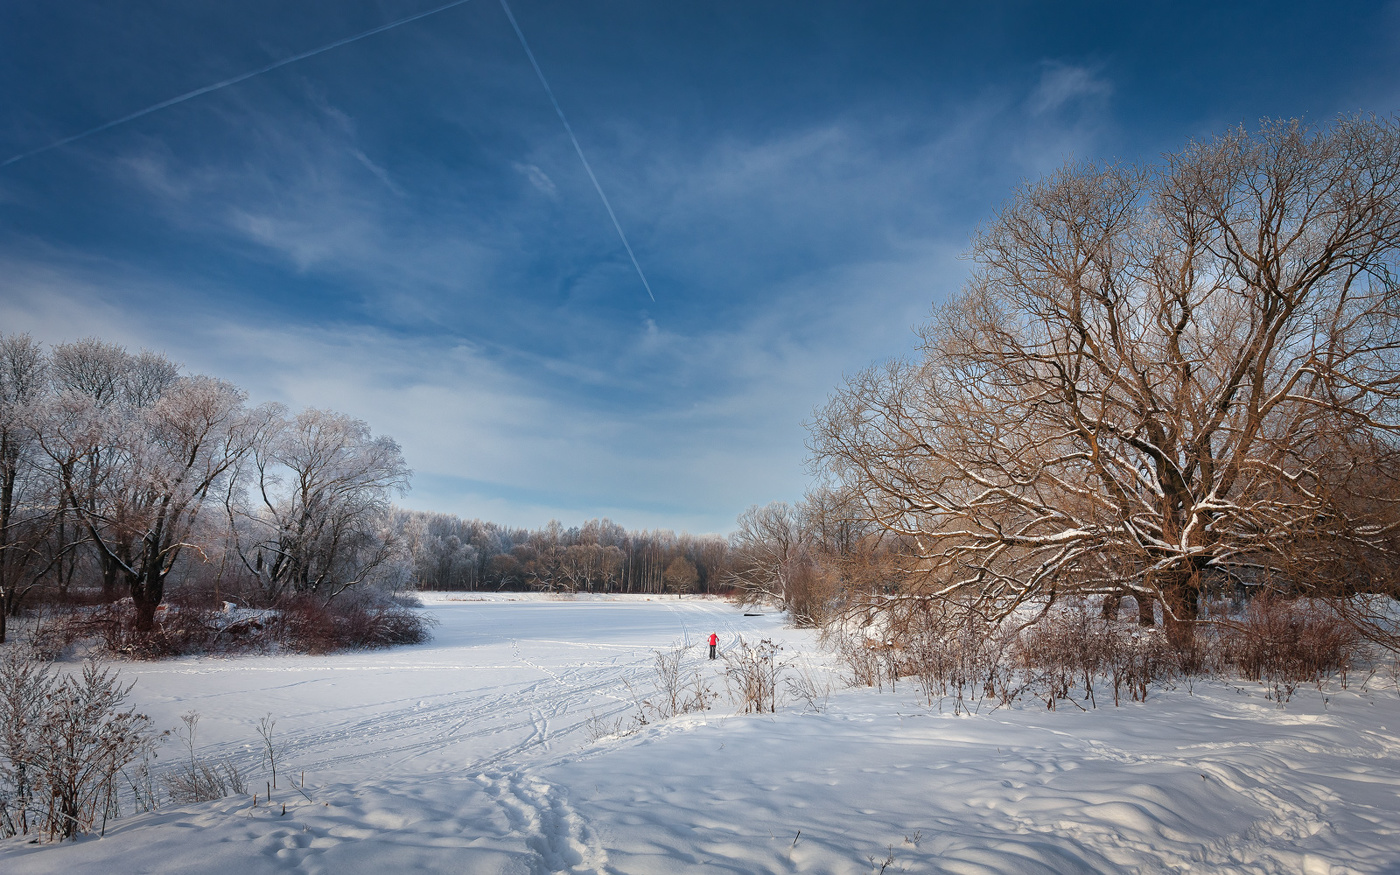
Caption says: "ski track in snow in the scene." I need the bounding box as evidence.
[4,594,1400,874]
[145,598,746,781]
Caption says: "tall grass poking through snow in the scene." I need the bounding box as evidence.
[590,644,719,741]
[162,711,245,805]
[637,645,718,722]
[589,637,816,740]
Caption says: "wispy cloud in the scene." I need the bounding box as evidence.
[1006,62,1118,176]
[512,162,558,197]
[1028,62,1113,117]
[4,0,1396,535]
[0,226,948,532]
[0,11,1162,536]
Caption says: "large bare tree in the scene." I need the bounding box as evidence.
[812,118,1400,648]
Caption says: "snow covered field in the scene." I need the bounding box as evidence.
[3,594,1399,874]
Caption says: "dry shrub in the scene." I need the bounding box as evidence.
[29,592,433,659]
[902,603,1016,712]
[275,594,434,654]
[1015,601,1175,708]
[829,593,1367,712]
[1226,593,1360,695]
[26,609,96,660]
[628,645,717,726]
[831,598,1017,712]
[827,602,916,693]
[833,634,887,690]
[1016,604,1103,705]
[31,603,230,659]
[0,648,155,841]
[830,597,1178,711]
[1109,625,1178,706]
[723,637,786,714]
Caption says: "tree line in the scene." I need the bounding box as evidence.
[394,512,733,597]
[0,335,409,642]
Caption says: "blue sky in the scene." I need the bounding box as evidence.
[3,1,1398,533]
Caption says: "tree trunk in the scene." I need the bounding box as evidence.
[130,570,165,634]
[132,591,158,633]
[100,552,123,603]
[1136,594,1155,627]
[0,467,11,643]
[0,567,8,644]
[55,495,71,600]
[1160,567,1202,652]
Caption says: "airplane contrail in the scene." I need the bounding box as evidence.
[1,0,477,168]
[497,0,656,302]
[5,0,657,302]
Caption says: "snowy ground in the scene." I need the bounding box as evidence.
[3,593,1399,874]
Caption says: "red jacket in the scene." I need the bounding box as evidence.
[708,633,718,646]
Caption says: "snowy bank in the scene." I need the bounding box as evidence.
[2,597,1397,874]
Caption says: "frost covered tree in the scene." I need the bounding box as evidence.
[0,334,49,643]
[227,408,410,602]
[558,543,624,592]
[812,118,1400,648]
[46,340,181,603]
[39,372,257,630]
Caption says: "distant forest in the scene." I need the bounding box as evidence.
[393,512,730,596]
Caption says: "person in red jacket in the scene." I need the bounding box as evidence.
[708,632,718,659]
